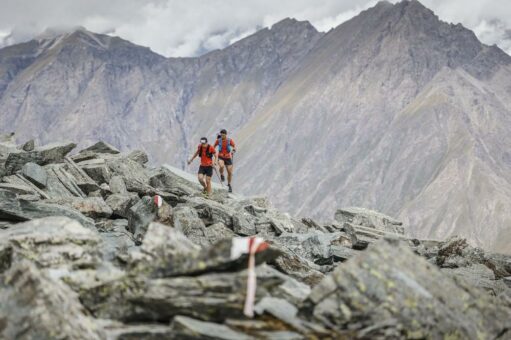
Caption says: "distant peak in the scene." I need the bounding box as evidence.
[270,18,317,33]
[36,26,86,41]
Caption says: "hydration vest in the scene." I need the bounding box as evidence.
[217,138,232,154]
[198,144,214,159]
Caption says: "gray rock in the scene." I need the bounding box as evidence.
[104,323,174,340]
[69,197,113,219]
[0,261,104,339]
[79,158,112,185]
[21,162,48,188]
[109,175,128,194]
[96,219,135,261]
[0,182,38,196]
[128,150,149,165]
[442,264,510,296]
[107,156,151,194]
[170,315,254,340]
[4,141,76,174]
[127,196,157,244]
[172,205,209,247]
[0,216,100,269]
[334,207,404,235]
[0,189,95,229]
[303,239,511,338]
[232,213,257,236]
[21,139,35,151]
[204,222,236,244]
[80,265,284,323]
[83,141,120,154]
[106,193,140,218]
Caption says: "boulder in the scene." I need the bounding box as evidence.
[107,156,151,194]
[334,207,404,235]
[303,239,511,338]
[0,189,95,229]
[109,175,128,194]
[0,182,38,196]
[80,265,284,323]
[106,193,140,218]
[21,162,48,188]
[79,158,112,185]
[21,139,35,151]
[4,141,76,174]
[172,205,209,247]
[0,261,104,339]
[128,150,149,165]
[82,141,120,154]
[0,216,100,270]
[96,219,135,262]
[204,222,236,244]
[170,315,253,340]
[70,197,113,219]
[127,196,158,244]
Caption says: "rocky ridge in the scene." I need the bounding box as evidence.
[1,134,511,339]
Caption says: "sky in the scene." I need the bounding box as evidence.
[0,0,510,57]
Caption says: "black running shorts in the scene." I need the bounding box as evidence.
[198,165,213,177]
[219,156,233,166]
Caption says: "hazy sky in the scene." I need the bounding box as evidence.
[0,0,510,57]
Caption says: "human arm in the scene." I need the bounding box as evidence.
[188,149,199,165]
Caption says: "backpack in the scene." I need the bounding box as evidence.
[198,144,214,159]
[217,138,231,154]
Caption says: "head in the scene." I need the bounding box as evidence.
[200,137,207,145]
[220,129,227,139]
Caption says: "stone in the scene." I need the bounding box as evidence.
[4,141,76,174]
[128,150,149,165]
[170,315,254,340]
[106,193,140,218]
[127,196,158,244]
[21,162,48,188]
[204,222,236,244]
[0,216,100,269]
[232,213,257,236]
[0,261,104,339]
[104,323,174,339]
[69,197,113,219]
[0,189,95,229]
[21,139,35,151]
[303,239,511,338]
[79,158,112,185]
[107,156,151,194]
[83,141,120,154]
[80,265,284,323]
[172,206,209,247]
[0,182,38,196]
[334,207,405,235]
[109,175,128,194]
[95,219,135,261]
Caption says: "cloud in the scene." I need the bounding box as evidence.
[0,0,510,57]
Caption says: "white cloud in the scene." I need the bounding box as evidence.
[0,0,510,57]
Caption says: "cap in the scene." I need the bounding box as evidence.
[220,129,227,134]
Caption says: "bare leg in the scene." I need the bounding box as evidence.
[198,174,206,190]
[218,159,225,178]
[227,165,234,185]
[206,176,212,195]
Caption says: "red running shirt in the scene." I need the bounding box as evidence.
[197,144,216,166]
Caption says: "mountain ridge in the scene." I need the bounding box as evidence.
[1,0,511,253]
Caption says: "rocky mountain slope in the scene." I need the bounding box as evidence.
[0,0,511,253]
[1,135,511,339]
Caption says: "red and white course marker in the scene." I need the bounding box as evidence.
[153,195,163,208]
[230,236,269,318]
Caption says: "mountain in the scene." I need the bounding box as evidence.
[1,0,511,253]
